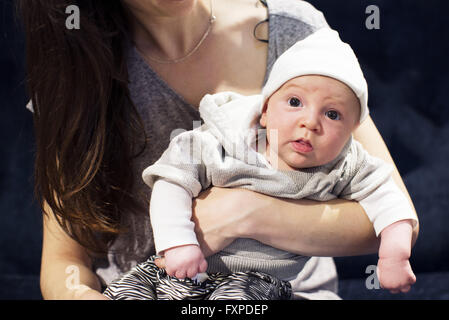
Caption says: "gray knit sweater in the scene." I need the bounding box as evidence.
[143,92,393,280]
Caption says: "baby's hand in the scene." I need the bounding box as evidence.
[163,245,208,279]
[377,257,416,293]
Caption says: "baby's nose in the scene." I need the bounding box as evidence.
[299,111,320,132]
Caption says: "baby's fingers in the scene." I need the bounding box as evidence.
[185,260,208,279]
[186,265,200,279]
[410,272,417,285]
[199,259,208,273]
[400,285,411,293]
[389,289,400,294]
[401,271,416,288]
[175,269,187,279]
[391,284,411,294]
[388,275,416,294]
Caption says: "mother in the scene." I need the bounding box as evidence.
[19,0,418,299]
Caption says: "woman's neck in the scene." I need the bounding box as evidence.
[126,0,211,61]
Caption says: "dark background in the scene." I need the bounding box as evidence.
[1,0,448,299]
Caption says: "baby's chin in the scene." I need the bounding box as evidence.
[283,153,343,170]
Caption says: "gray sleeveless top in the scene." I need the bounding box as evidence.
[94,0,340,299]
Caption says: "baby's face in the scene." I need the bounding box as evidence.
[260,75,361,170]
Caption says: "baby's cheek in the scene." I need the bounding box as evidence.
[316,145,344,166]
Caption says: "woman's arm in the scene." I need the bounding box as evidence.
[40,202,109,300]
[192,117,419,258]
[193,188,378,257]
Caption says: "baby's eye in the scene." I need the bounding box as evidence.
[325,110,341,120]
[288,97,302,107]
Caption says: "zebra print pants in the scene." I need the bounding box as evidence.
[103,256,292,300]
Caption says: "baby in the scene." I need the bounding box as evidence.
[105,29,418,300]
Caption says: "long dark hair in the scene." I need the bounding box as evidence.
[18,0,147,253]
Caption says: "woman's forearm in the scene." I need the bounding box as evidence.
[40,254,104,300]
[193,187,380,257]
[40,204,108,300]
[238,194,381,257]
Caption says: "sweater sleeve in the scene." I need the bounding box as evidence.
[337,140,393,201]
[335,141,417,236]
[359,176,418,237]
[150,179,199,255]
[143,127,218,254]
[142,127,213,198]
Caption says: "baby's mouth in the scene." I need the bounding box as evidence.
[291,139,314,153]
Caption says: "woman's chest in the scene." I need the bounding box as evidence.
[147,23,269,107]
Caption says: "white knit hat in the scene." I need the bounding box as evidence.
[262,28,369,123]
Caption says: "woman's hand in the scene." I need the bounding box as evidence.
[191,187,260,257]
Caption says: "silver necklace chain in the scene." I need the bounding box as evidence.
[138,0,216,64]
